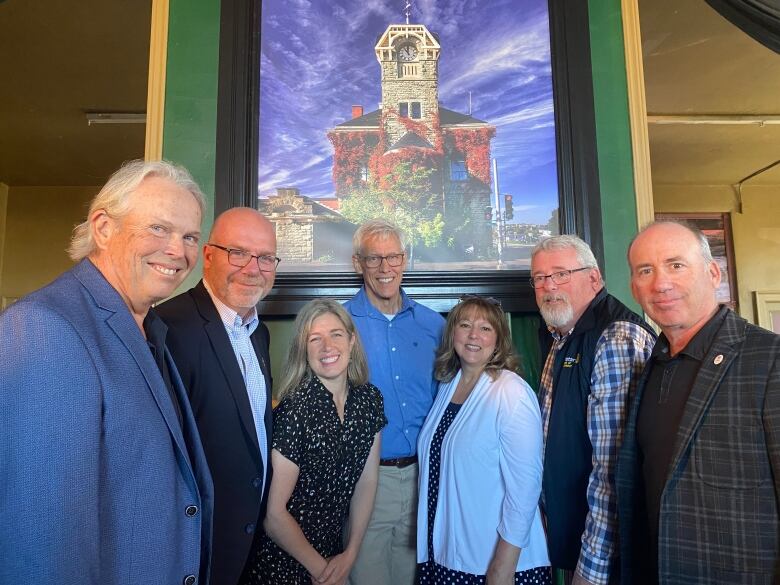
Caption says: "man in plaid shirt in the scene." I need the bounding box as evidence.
[531,235,655,585]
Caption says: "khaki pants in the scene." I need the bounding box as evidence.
[349,463,418,585]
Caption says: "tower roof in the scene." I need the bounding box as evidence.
[333,105,489,130]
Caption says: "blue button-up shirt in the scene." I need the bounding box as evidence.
[345,287,445,460]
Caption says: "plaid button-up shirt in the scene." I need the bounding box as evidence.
[539,320,654,584]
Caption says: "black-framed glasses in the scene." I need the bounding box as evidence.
[458,294,503,308]
[207,243,281,271]
[529,266,592,289]
[356,253,405,268]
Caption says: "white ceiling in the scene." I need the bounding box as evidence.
[639,0,780,185]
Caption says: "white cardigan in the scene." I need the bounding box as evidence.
[416,369,550,575]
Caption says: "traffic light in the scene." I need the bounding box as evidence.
[504,194,514,220]
[484,206,493,221]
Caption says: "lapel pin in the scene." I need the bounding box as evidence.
[714,354,724,365]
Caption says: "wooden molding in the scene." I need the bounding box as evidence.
[621,0,654,229]
[144,0,170,161]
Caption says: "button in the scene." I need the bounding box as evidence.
[251,476,262,489]
[391,347,396,351]
[183,576,196,585]
[185,505,198,517]
[395,375,399,380]
[402,402,406,407]
[245,523,256,534]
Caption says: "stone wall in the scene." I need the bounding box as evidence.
[275,220,314,264]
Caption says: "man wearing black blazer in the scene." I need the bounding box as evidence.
[156,207,279,585]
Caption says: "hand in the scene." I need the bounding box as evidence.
[311,551,355,585]
[571,572,597,585]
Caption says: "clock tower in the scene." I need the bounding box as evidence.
[374,24,441,144]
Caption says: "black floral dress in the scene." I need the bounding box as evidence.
[245,376,387,585]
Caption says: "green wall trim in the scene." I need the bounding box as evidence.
[163,0,220,291]
[587,0,641,312]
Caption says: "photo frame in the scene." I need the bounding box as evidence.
[216,0,604,314]
[655,212,739,310]
[755,291,780,334]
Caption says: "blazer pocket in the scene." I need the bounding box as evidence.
[694,423,770,489]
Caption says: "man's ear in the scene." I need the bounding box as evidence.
[589,267,603,291]
[90,209,114,251]
[352,255,363,275]
[707,259,722,290]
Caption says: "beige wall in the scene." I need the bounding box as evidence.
[0,186,97,302]
[653,184,780,324]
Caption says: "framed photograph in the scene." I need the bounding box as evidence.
[655,212,739,310]
[755,291,780,334]
[216,0,603,314]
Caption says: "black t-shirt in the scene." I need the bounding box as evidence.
[636,305,728,583]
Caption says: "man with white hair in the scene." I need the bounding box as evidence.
[530,234,655,585]
[346,219,445,585]
[0,160,213,585]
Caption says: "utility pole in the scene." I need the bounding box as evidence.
[492,158,504,268]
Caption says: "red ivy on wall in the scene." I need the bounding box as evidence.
[328,109,495,193]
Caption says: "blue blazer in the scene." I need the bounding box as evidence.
[0,260,214,585]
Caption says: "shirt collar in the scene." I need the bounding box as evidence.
[203,278,259,332]
[654,304,729,362]
[351,285,414,319]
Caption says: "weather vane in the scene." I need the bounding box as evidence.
[404,0,412,25]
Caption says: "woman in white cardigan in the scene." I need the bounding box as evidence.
[416,295,550,585]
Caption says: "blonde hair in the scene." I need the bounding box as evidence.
[277,299,369,400]
[434,296,520,382]
[68,159,205,261]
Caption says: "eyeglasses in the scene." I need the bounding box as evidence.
[208,243,281,271]
[458,294,503,308]
[529,266,592,289]
[356,253,405,268]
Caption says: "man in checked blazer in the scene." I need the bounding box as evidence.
[617,220,780,584]
[156,207,277,585]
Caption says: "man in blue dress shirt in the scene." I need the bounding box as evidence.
[346,219,445,585]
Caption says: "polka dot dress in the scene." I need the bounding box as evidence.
[416,402,552,585]
[244,377,387,585]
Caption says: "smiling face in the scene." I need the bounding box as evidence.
[452,308,498,373]
[203,208,277,318]
[90,176,201,325]
[353,233,406,314]
[531,247,602,333]
[306,312,356,391]
[629,222,721,352]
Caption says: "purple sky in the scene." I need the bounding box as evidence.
[258,0,558,225]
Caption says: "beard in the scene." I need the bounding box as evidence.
[539,293,575,330]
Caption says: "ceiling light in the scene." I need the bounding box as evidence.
[85,113,146,126]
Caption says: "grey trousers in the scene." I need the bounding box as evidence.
[349,463,419,585]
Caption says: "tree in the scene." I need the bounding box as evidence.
[340,162,444,268]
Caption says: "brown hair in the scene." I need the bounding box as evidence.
[434,296,520,382]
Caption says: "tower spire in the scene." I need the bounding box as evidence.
[404,0,412,25]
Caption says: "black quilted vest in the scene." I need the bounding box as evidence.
[538,288,653,571]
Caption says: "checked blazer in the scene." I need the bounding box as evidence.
[616,309,780,584]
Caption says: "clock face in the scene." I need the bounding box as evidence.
[398,45,417,61]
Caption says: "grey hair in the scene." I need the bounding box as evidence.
[276,298,369,401]
[628,219,714,266]
[352,218,407,256]
[68,159,206,261]
[532,234,600,270]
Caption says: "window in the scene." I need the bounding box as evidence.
[399,102,409,118]
[410,102,421,119]
[450,159,467,181]
[360,163,370,182]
